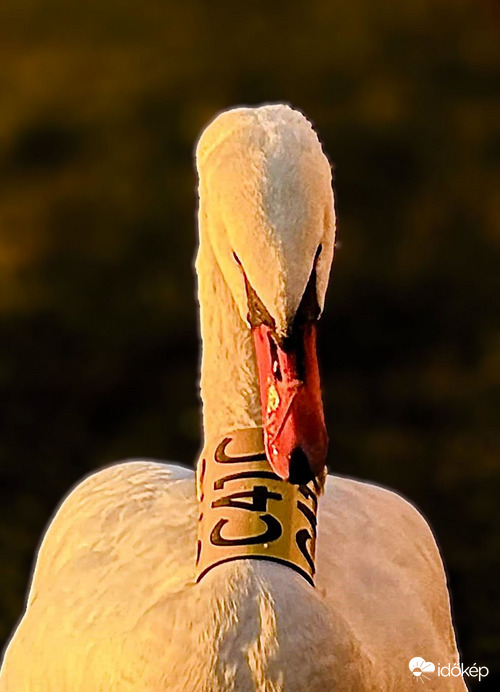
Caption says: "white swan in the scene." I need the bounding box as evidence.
[0,105,465,691]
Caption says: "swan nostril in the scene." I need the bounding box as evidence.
[288,447,314,485]
[267,332,282,381]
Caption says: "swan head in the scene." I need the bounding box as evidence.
[197,104,335,484]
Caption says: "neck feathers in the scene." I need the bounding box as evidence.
[196,232,262,442]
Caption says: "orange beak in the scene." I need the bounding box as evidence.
[252,322,328,484]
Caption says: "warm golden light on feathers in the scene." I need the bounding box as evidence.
[196,105,335,338]
[0,105,465,691]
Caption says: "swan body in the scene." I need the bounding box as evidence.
[0,462,462,691]
[0,105,464,690]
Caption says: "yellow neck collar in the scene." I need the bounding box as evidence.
[196,427,319,586]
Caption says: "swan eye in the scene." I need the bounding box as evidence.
[231,249,275,329]
[234,258,275,330]
[245,279,275,330]
[293,253,321,328]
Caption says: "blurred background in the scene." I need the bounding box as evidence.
[0,0,498,687]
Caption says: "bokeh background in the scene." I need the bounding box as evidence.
[1,0,498,687]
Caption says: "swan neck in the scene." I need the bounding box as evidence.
[196,233,261,444]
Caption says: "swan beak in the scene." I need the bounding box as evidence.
[252,322,328,484]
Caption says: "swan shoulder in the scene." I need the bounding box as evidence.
[0,461,199,691]
[316,474,463,689]
[27,460,198,596]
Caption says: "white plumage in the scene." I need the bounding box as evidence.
[0,105,464,691]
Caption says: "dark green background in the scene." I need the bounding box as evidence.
[0,0,498,687]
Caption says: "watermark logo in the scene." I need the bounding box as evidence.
[409,657,435,683]
[409,657,489,683]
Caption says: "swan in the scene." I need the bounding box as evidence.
[0,104,465,691]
